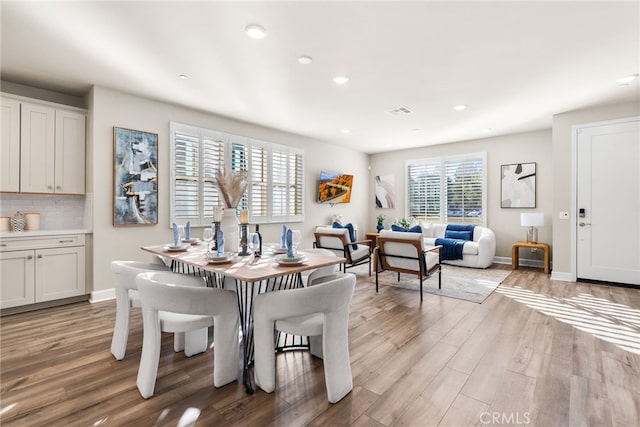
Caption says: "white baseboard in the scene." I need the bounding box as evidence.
[551,271,575,282]
[90,288,115,303]
[493,256,546,269]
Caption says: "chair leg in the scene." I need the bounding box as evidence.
[438,266,442,289]
[375,268,379,293]
[173,332,185,352]
[253,320,277,393]
[323,329,353,403]
[184,327,209,357]
[110,289,131,360]
[419,275,423,302]
[309,335,323,359]
[137,311,162,399]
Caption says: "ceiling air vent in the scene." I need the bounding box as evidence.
[385,106,414,117]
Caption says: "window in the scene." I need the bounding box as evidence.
[407,153,486,224]
[170,122,304,226]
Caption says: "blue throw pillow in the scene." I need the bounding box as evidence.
[445,230,473,241]
[391,224,422,233]
[332,222,358,249]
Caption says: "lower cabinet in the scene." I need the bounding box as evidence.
[0,235,86,309]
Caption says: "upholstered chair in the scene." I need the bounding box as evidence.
[110,261,208,360]
[299,247,338,286]
[376,230,442,302]
[136,271,240,398]
[313,226,372,275]
[253,273,356,403]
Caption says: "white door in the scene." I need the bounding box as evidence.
[576,118,640,286]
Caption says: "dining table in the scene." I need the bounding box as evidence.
[141,241,345,393]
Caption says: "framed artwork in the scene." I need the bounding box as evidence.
[113,127,158,225]
[375,175,396,208]
[501,162,536,208]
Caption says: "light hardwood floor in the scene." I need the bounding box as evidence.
[1,266,639,426]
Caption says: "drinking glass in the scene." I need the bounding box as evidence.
[178,225,186,242]
[202,228,213,254]
[291,230,302,255]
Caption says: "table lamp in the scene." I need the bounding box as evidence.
[521,212,544,243]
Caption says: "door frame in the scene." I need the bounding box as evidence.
[570,116,640,282]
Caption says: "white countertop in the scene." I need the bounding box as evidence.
[0,229,92,239]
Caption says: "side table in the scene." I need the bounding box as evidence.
[511,241,550,274]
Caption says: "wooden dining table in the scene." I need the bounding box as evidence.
[141,241,345,393]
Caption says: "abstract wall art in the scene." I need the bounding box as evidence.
[501,162,536,208]
[113,127,158,225]
[375,175,396,208]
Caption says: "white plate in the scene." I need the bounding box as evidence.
[206,253,233,264]
[165,245,189,252]
[274,254,307,265]
[270,246,288,254]
[182,238,199,245]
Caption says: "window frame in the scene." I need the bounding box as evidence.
[169,122,304,227]
[405,152,487,225]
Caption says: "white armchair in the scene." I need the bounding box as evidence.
[314,226,372,275]
[376,230,442,302]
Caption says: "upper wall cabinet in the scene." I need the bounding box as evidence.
[1,98,21,192]
[1,95,86,195]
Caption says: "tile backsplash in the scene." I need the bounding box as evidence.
[0,193,92,230]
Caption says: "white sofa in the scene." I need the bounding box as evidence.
[420,223,496,269]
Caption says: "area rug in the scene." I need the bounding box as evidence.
[351,264,511,303]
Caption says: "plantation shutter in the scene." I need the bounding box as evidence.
[250,145,268,220]
[170,122,304,226]
[444,158,484,223]
[230,140,249,213]
[174,130,199,220]
[202,133,225,220]
[407,161,441,221]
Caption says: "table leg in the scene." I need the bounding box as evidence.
[511,245,519,270]
[543,247,550,274]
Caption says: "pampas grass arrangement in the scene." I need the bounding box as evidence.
[216,169,248,208]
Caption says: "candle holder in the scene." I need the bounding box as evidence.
[238,223,251,256]
[211,221,221,251]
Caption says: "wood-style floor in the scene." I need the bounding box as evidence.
[1,266,639,426]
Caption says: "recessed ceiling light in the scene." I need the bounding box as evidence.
[298,55,313,65]
[412,128,422,133]
[453,104,467,111]
[179,74,189,80]
[480,128,492,133]
[616,74,639,85]
[333,75,349,85]
[245,24,266,39]
[341,129,350,134]
[384,144,392,148]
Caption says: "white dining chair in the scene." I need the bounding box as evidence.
[110,260,208,360]
[253,273,356,403]
[299,248,338,287]
[136,271,240,398]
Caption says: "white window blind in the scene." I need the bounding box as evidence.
[407,153,486,224]
[170,122,304,226]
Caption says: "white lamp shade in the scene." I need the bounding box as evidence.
[521,212,544,227]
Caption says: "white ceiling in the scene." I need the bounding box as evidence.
[1,1,638,154]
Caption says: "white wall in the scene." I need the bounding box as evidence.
[368,130,553,260]
[551,101,640,278]
[89,86,369,292]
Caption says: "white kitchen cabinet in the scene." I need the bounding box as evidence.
[0,234,86,309]
[1,97,21,192]
[0,95,86,195]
